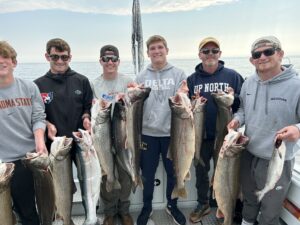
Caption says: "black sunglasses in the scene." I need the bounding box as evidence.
[200,48,220,55]
[49,54,70,62]
[101,55,119,63]
[252,48,277,59]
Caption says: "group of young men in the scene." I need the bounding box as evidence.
[0,34,299,225]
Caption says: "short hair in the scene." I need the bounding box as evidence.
[0,41,17,63]
[46,38,71,54]
[146,35,168,50]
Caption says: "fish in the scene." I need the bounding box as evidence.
[22,152,55,225]
[125,83,151,191]
[91,99,120,192]
[192,93,207,166]
[214,129,249,225]
[168,82,195,199]
[112,95,136,189]
[49,136,74,225]
[0,162,15,225]
[211,88,234,168]
[73,129,101,225]
[256,139,286,202]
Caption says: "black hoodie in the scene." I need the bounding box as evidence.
[34,68,93,142]
[187,61,244,140]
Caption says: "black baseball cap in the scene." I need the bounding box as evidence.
[100,45,119,57]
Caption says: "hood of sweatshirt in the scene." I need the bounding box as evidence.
[45,68,76,82]
[252,64,297,114]
[146,62,174,73]
[194,60,225,77]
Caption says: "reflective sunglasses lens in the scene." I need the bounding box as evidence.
[102,56,119,62]
[49,55,59,61]
[263,48,276,57]
[212,49,220,54]
[201,49,210,54]
[60,55,70,61]
[252,51,262,59]
[49,54,69,61]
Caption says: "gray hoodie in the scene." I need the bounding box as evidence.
[0,77,46,162]
[234,65,300,160]
[136,63,186,136]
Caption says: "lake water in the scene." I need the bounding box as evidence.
[14,56,300,81]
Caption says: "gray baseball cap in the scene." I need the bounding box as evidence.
[251,36,282,52]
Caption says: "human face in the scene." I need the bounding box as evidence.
[147,41,168,68]
[250,46,284,76]
[0,55,16,82]
[199,42,221,68]
[100,51,120,80]
[45,47,71,74]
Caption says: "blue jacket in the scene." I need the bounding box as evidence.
[187,61,244,140]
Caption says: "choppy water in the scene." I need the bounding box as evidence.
[14,56,300,81]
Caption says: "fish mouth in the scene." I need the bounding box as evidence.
[275,139,282,148]
[64,136,73,147]
[236,134,250,146]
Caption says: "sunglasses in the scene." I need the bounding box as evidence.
[49,54,70,62]
[200,48,220,55]
[101,55,119,63]
[252,48,277,59]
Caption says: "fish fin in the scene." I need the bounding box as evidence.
[113,180,121,190]
[106,182,113,192]
[171,187,187,199]
[70,218,76,225]
[185,171,191,181]
[256,190,265,202]
[166,148,172,160]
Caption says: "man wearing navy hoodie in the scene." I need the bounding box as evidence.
[228,36,300,225]
[187,37,244,223]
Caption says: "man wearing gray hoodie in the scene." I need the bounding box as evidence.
[135,35,187,225]
[228,36,300,225]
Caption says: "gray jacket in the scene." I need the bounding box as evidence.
[136,63,186,136]
[234,65,300,160]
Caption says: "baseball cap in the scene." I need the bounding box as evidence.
[198,37,220,50]
[100,45,119,57]
[251,36,282,52]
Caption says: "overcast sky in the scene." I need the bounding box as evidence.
[1,0,299,62]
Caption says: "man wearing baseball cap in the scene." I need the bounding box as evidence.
[91,44,134,225]
[187,37,244,223]
[228,36,300,225]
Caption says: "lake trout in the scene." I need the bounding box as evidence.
[73,129,101,225]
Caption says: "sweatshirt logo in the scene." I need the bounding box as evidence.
[75,90,82,95]
[41,92,53,104]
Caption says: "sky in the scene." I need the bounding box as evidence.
[1,0,300,62]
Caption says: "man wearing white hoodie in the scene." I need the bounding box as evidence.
[228,36,300,225]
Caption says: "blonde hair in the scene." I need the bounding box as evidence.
[146,35,168,50]
[0,41,17,63]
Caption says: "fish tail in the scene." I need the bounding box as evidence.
[171,186,187,199]
[256,189,266,202]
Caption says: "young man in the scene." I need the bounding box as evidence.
[90,45,134,225]
[0,41,47,225]
[228,36,300,225]
[135,35,187,225]
[34,38,93,150]
[187,37,244,223]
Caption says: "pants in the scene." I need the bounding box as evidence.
[194,139,214,205]
[10,160,39,225]
[101,159,133,216]
[140,135,177,210]
[240,150,294,225]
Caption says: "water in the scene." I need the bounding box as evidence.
[14,56,300,81]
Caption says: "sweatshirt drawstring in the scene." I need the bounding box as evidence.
[253,82,259,110]
[265,84,269,114]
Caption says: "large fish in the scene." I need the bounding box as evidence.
[49,136,74,225]
[0,162,15,225]
[23,152,55,225]
[168,87,195,199]
[112,96,136,189]
[192,94,207,166]
[125,83,151,191]
[256,139,286,202]
[73,129,101,225]
[91,99,120,192]
[211,88,234,168]
[214,129,249,225]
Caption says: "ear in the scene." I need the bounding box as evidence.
[218,50,222,57]
[68,54,72,61]
[166,47,169,55]
[249,57,255,65]
[45,53,50,62]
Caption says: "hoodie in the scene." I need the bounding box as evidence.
[34,68,93,140]
[135,63,186,136]
[187,61,244,140]
[234,65,300,160]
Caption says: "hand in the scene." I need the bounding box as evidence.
[47,122,57,141]
[276,125,300,142]
[227,119,240,131]
[83,117,91,133]
[35,142,48,155]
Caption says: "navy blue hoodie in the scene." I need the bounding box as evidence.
[187,61,244,140]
